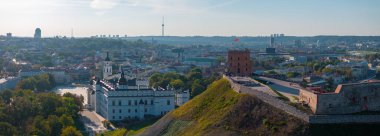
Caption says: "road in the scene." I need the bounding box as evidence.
[258,76,300,96]
[80,110,108,135]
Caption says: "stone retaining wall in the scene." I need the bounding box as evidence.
[310,115,380,124]
[224,75,380,124]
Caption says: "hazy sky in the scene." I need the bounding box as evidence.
[0,0,379,37]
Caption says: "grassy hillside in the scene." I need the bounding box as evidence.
[139,78,309,136]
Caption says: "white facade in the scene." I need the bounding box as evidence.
[175,90,190,106]
[88,54,190,121]
[89,78,175,121]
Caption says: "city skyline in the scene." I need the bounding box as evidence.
[1,0,380,37]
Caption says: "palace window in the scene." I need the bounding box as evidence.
[119,101,121,106]
[144,108,147,113]
[144,100,147,105]
[119,109,122,113]
[167,100,170,105]
[135,109,137,113]
[128,100,131,105]
[151,100,154,105]
[135,100,138,105]
[112,109,115,113]
[128,109,131,113]
[112,101,115,106]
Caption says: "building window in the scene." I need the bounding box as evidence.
[112,109,115,113]
[112,116,115,119]
[128,109,131,113]
[144,108,147,113]
[167,100,170,105]
[151,100,154,105]
[128,100,131,105]
[135,100,137,105]
[144,100,147,105]
[119,101,121,106]
[135,109,137,113]
[238,57,240,60]
[119,109,122,113]
[119,116,121,119]
[112,101,115,106]
[230,57,232,60]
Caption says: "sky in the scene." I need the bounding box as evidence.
[0,0,379,37]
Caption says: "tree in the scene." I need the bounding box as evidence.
[0,90,12,104]
[191,80,205,98]
[46,115,63,136]
[187,68,203,81]
[61,126,82,136]
[59,114,75,127]
[0,122,17,136]
[170,79,185,89]
[63,93,84,111]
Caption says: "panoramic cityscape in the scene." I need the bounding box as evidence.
[1,0,380,136]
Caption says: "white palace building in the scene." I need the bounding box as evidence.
[87,52,189,121]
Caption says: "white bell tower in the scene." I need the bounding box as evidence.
[103,52,112,79]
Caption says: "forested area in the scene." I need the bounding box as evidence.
[16,74,56,92]
[0,74,84,136]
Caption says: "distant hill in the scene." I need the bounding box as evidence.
[124,36,380,46]
[139,78,309,136]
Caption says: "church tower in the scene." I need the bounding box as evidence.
[103,52,112,79]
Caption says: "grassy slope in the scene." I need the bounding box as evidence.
[140,78,309,136]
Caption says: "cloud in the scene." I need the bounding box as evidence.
[90,0,120,10]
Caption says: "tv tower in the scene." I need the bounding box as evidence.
[161,16,165,36]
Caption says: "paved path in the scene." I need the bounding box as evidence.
[225,76,310,122]
[80,110,108,135]
[258,76,300,96]
[231,76,278,97]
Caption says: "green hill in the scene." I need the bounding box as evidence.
[139,78,309,136]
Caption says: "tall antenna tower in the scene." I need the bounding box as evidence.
[161,16,165,36]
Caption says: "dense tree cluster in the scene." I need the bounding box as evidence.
[0,90,83,136]
[16,74,56,92]
[0,74,83,136]
[149,68,219,98]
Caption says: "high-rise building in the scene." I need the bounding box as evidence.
[6,33,12,38]
[34,28,41,39]
[270,35,275,47]
[227,49,253,77]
